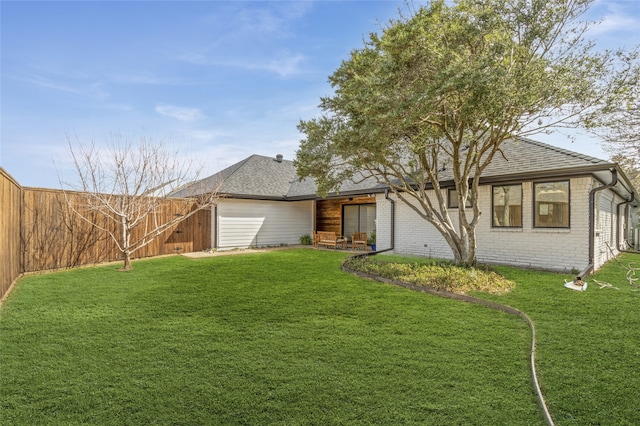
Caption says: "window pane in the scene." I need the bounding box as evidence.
[343,204,376,237]
[534,181,569,227]
[343,205,359,237]
[448,189,471,208]
[492,185,522,227]
[361,204,376,236]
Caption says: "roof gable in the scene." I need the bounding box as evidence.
[219,155,299,198]
[173,154,299,199]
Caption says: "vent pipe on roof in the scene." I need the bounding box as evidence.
[275,154,283,163]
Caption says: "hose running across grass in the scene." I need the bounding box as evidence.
[341,252,554,426]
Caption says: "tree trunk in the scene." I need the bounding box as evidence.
[120,252,132,271]
[442,225,477,267]
[464,231,477,266]
[119,213,132,270]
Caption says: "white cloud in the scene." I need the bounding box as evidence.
[265,53,306,77]
[90,81,111,102]
[155,104,205,121]
[16,73,82,96]
[588,1,640,36]
[201,1,313,38]
[109,71,186,86]
[183,129,230,142]
[590,14,637,36]
[174,2,311,77]
[179,53,306,77]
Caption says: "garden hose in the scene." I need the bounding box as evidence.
[342,252,554,426]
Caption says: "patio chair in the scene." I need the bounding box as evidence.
[351,232,368,251]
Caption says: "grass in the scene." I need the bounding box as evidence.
[1,250,538,425]
[365,252,640,425]
[486,256,640,425]
[1,249,638,425]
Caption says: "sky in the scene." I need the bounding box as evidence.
[1,0,639,189]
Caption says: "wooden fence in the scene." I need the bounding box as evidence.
[0,169,22,301]
[0,168,211,301]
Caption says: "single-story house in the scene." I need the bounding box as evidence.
[174,138,639,275]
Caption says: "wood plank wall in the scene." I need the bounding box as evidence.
[0,168,23,301]
[315,195,376,235]
[0,171,211,300]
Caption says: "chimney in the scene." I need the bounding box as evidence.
[275,154,283,163]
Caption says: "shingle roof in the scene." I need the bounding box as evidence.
[480,138,611,180]
[173,139,619,200]
[172,154,299,199]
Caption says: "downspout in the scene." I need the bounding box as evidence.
[376,189,395,253]
[213,205,218,250]
[578,169,617,280]
[616,193,640,254]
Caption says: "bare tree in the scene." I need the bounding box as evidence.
[62,135,220,270]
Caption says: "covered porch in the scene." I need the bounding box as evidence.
[313,194,377,249]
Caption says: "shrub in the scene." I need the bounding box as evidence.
[344,256,515,295]
[367,232,376,245]
[299,234,313,245]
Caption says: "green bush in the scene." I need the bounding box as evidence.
[367,232,376,245]
[344,256,515,295]
[299,233,313,245]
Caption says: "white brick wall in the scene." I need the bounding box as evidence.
[376,176,622,272]
[593,188,625,269]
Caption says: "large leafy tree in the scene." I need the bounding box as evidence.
[296,0,634,265]
[591,57,640,191]
[603,110,640,228]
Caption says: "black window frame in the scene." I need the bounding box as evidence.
[341,203,376,237]
[533,180,570,228]
[491,183,523,228]
[447,188,472,209]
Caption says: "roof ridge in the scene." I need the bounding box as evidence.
[252,153,295,165]
[218,155,254,181]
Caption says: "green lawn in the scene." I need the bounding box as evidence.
[1,249,638,425]
[365,252,640,425]
[487,256,640,425]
